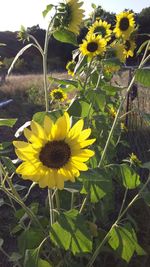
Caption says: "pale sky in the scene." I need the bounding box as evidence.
[0,0,149,31]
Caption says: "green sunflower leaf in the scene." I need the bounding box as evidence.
[42,4,53,18]
[108,224,146,263]
[120,164,141,189]
[135,69,150,88]
[38,259,53,267]
[67,98,94,118]
[80,168,112,203]
[86,90,106,112]
[50,209,92,254]
[53,29,78,46]
[33,110,63,125]
[0,118,17,127]
[18,229,44,255]
[1,157,16,173]
[48,76,78,87]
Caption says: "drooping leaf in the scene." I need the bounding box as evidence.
[42,4,53,17]
[67,98,94,118]
[7,44,33,75]
[50,209,92,255]
[48,76,78,87]
[108,224,146,263]
[135,69,150,88]
[53,29,77,46]
[120,164,140,189]
[80,168,112,203]
[0,118,17,127]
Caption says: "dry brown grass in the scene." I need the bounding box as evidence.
[0,72,69,95]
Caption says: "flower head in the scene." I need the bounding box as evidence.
[66,60,76,76]
[129,153,141,166]
[114,11,135,40]
[56,0,84,35]
[50,89,67,102]
[109,107,117,118]
[88,20,112,41]
[79,34,107,58]
[13,113,95,189]
[111,41,126,63]
[123,39,136,58]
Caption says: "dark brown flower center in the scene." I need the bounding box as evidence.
[94,26,106,37]
[119,17,129,31]
[87,42,98,52]
[53,91,63,100]
[39,141,71,169]
[125,40,131,51]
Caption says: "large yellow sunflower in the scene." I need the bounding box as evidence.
[56,0,84,35]
[123,39,136,58]
[114,11,135,40]
[66,0,84,34]
[13,113,95,189]
[88,20,112,41]
[79,34,107,58]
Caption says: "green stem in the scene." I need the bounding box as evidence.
[79,195,88,214]
[86,175,150,267]
[55,189,60,212]
[117,188,128,219]
[48,189,54,225]
[83,59,93,91]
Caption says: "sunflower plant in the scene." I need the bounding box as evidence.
[0,3,150,267]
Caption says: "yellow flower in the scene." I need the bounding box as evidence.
[109,107,117,118]
[114,11,135,40]
[50,89,67,102]
[56,0,84,35]
[66,60,76,76]
[13,113,95,189]
[129,153,141,166]
[66,0,84,34]
[111,41,126,63]
[120,122,128,132]
[79,34,107,58]
[123,39,136,58]
[88,20,112,41]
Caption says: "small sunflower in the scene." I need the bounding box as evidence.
[120,122,128,132]
[111,42,126,63]
[114,11,135,40]
[13,113,95,189]
[50,89,67,102]
[66,60,76,76]
[129,153,141,166]
[88,20,112,41]
[109,107,117,118]
[123,39,136,58]
[79,34,107,58]
[56,0,84,35]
